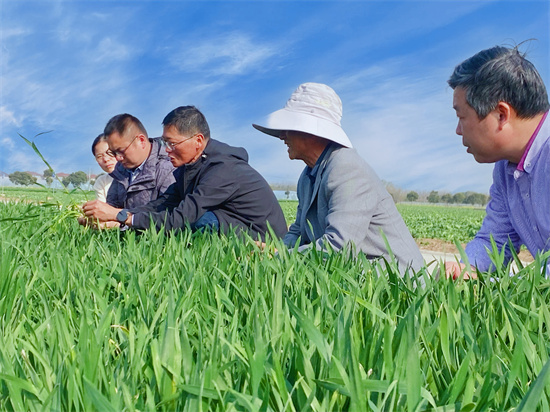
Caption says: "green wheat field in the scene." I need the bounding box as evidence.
[1,195,549,411]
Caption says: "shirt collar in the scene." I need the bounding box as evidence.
[306,143,332,178]
[128,160,146,173]
[125,160,146,183]
[517,110,549,172]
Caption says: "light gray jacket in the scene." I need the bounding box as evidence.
[284,144,423,273]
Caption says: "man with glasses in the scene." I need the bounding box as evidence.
[81,113,175,224]
[83,106,287,240]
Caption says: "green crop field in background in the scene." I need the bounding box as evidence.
[1,201,549,411]
[0,186,93,204]
[278,200,298,226]
[397,204,485,243]
[279,201,486,244]
[1,189,486,243]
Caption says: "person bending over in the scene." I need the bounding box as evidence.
[253,82,423,274]
[84,106,287,240]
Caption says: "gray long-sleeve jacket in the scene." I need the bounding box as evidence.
[106,138,176,209]
[284,143,423,273]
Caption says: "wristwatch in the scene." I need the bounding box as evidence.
[116,209,130,226]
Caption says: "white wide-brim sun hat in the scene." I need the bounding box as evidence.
[253,82,353,148]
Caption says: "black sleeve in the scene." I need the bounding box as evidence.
[132,162,238,231]
[106,180,123,208]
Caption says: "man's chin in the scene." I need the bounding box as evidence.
[471,153,493,164]
[170,158,182,167]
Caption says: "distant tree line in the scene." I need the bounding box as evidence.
[62,171,88,188]
[378,181,489,206]
[8,171,37,186]
[269,183,298,192]
[406,190,489,206]
[8,170,89,189]
[43,169,54,186]
[6,171,489,205]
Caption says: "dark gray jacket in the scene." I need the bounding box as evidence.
[129,138,288,240]
[106,138,176,209]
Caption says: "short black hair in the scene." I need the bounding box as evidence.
[91,133,107,155]
[104,113,148,138]
[162,106,210,140]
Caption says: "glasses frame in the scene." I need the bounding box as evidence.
[107,134,140,158]
[162,133,199,151]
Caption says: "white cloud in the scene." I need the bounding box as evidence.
[0,106,20,127]
[169,32,280,76]
[214,121,305,185]
[0,0,545,190]
[0,146,37,173]
[0,27,30,39]
[348,100,493,193]
[1,137,15,150]
[334,64,494,193]
[93,37,131,63]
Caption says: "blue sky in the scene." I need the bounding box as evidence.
[1,0,548,193]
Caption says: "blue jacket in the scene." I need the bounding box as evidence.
[106,138,175,209]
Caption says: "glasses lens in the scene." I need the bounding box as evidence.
[161,139,175,150]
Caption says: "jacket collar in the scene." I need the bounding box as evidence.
[110,138,166,185]
[305,143,340,210]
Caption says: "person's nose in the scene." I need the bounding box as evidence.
[455,121,462,136]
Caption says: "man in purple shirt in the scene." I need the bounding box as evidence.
[445,45,550,280]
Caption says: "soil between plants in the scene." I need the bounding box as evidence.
[416,238,534,262]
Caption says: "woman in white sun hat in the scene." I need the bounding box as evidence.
[253,82,423,275]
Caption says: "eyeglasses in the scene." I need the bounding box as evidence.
[161,133,199,151]
[107,134,139,158]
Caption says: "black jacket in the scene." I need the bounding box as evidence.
[130,139,287,240]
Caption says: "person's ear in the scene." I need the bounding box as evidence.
[137,133,148,148]
[195,133,205,147]
[496,102,513,130]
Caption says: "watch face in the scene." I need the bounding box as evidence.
[117,210,128,223]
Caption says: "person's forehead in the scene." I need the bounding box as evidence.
[106,136,130,153]
[452,88,467,111]
[107,131,131,146]
[162,125,184,139]
[111,122,136,138]
[94,141,109,153]
[106,136,120,149]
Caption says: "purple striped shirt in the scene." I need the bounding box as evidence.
[465,112,550,276]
